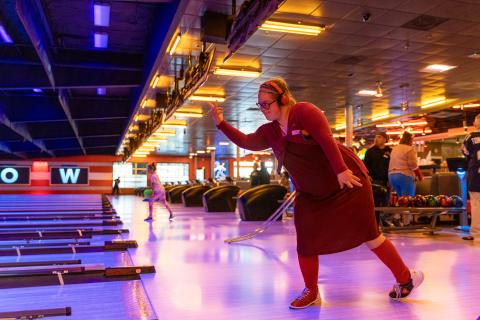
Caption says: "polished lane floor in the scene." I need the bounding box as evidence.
[111,195,480,320]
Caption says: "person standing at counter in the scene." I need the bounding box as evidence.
[388,132,423,226]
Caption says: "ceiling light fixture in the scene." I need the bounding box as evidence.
[206,147,216,150]
[421,99,447,109]
[0,24,13,43]
[169,33,181,56]
[162,119,187,128]
[93,3,110,27]
[372,114,390,121]
[357,90,377,96]
[468,52,480,59]
[422,64,456,73]
[213,67,261,78]
[33,88,43,93]
[196,150,206,154]
[219,142,230,146]
[154,129,176,136]
[260,20,325,36]
[151,75,160,88]
[453,103,480,109]
[94,32,108,48]
[97,87,106,95]
[189,95,226,102]
[174,111,203,118]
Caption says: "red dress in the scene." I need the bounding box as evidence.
[218,102,380,255]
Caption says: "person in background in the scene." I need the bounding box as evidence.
[388,131,423,226]
[225,176,234,185]
[250,162,261,187]
[364,132,391,190]
[280,170,290,189]
[112,177,120,196]
[145,163,173,221]
[462,113,480,241]
[364,132,391,226]
[259,161,271,185]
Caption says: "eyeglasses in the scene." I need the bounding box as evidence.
[256,99,277,110]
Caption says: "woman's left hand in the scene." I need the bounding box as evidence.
[337,169,363,189]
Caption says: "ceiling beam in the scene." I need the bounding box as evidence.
[0,111,54,157]
[16,0,86,155]
[0,142,27,159]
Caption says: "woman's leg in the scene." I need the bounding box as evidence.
[366,234,410,285]
[298,254,319,292]
[290,254,320,309]
[161,199,174,219]
[366,234,424,299]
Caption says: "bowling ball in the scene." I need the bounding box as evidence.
[436,195,451,207]
[425,195,439,207]
[143,188,153,199]
[397,196,411,207]
[412,195,426,207]
[449,195,463,208]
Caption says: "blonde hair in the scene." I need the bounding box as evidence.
[260,77,296,106]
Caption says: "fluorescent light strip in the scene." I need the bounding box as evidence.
[422,64,456,73]
[152,75,160,88]
[213,68,261,78]
[33,88,43,93]
[421,99,446,109]
[453,103,480,109]
[260,20,323,36]
[154,130,176,136]
[97,87,106,95]
[189,95,225,102]
[357,90,377,96]
[206,147,216,150]
[372,115,390,121]
[169,33,181,55]
[94,3,110,27]
[174,111,203,118]
[219,142,230,146]
[0,24,13,43]
[196,150,206,154]
[94,32,108,48]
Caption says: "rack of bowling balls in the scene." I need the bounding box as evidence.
[390,194,463,208]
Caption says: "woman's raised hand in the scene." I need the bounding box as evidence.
[209,102,224,126]
[337,169,363,189]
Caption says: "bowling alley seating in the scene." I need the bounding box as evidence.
[431,172,461,196]
[168,185,191,203]
[182,185,211,207]
[415,176,433,195]
[236,184,288,221]
[202,185,240,212]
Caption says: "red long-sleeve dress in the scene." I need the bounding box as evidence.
[217,102,380,255]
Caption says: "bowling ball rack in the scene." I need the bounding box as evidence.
[375,207,465,235]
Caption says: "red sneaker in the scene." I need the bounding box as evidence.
[289,288,321,309]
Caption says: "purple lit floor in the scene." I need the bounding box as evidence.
[110,195,480,320]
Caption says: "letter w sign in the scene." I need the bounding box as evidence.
[50,167,89,185]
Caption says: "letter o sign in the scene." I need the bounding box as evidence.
[1,168,18,184]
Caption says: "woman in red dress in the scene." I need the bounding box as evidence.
[211,78,424,309]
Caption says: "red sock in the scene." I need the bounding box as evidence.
[297,254,318,291]
[371,238,411,284]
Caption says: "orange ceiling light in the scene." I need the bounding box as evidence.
[260,20,324,36]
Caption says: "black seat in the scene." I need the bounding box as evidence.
[202,185,240,212]
[415,176,433,195]
[237,185,288,221]
[182,185,211,207]
[431,172,461,196]
[168,185,190,203]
